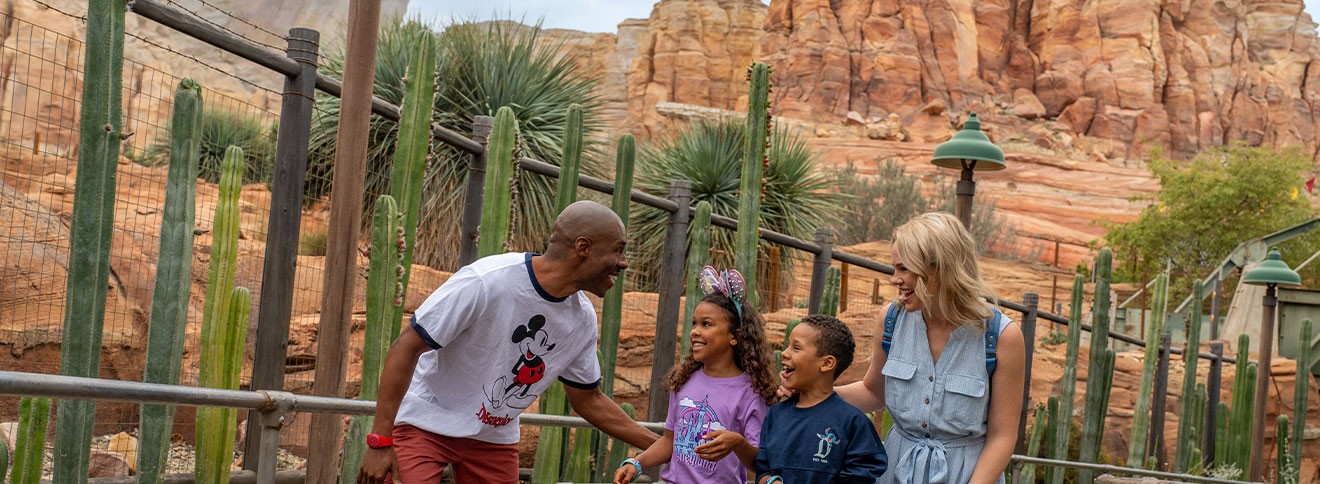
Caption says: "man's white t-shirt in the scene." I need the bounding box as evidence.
[395,252,602,444]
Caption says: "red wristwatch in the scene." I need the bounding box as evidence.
[366,433,394,449]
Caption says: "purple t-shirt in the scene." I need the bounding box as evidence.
[662,369,769,484]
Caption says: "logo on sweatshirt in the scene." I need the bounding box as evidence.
[813,427,841,461]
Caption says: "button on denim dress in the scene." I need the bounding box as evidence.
[876,308,1010,484]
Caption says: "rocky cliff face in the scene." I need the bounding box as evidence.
[590,0,1319,160]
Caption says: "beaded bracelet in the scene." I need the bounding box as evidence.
[619,457,642,476]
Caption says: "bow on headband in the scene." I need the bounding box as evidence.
[699,265,747,320]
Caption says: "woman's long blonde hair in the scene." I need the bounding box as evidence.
[893,212,996,328]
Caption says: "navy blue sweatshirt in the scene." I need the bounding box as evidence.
[754,392,888,483]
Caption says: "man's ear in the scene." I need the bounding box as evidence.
[574,236,592,257]
[819,354,837,375]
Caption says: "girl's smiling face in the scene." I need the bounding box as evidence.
[689,301,736,365]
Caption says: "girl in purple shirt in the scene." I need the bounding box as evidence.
[615,267,780,484]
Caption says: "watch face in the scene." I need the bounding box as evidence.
[367,434,382,448]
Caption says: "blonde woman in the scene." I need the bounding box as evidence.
[836,212,1025,484]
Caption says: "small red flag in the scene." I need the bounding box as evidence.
[1307,177,1316,194]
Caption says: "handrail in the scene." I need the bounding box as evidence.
[1009,454,1260,484]
[0,371,666,432]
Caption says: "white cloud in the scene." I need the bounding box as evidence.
[707,421,727,431]
[679,397,697,407]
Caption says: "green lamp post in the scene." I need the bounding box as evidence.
[1242,246,1301,481]
[931,112,1005,229]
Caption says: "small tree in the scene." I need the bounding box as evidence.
[834,159,928,244]
[1105,145,1320,301]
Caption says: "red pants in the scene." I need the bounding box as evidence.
[392,424,520,483]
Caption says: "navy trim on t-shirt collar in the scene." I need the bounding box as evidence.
[525,252,570,302]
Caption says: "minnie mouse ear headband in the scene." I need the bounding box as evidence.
[699,265,747,320]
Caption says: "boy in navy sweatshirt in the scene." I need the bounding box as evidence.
[755,314,887,484]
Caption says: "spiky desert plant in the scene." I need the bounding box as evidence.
[478,106,517,257]
[632,119,843,293]
[194,148,246,483]
[565,426,594,482]
[1174,280,1206,473]
[308,19,603,270]
[821,266,841,316]
[1043,396,1061,484]
[384,33,437,341]
[1215,401,1230,468]
[734,62,772,304]
[53,1,125,480]
[593,135,636,482]
[1021,402,1049,481]
[1128,272,1169,468]
[340,196,403,482]
[599,135,635,398]
[1049,274,1085,484]
[554,104,584,216]
[776,319,801,373]
[11,397,50,484]
[1079,248,1113,483]
[0,443,6,482]
[532,382,568,483]
[682,200,713,356]
[1293,320,1311,467]
[194,287,250,483]
[1231,361,1257,473]
[1277,414,1293,484]
[138,79,203,483]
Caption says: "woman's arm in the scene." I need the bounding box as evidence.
[835,304,892,412]
[968,321,1026,484]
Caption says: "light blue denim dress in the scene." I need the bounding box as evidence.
[877,309,1010,484]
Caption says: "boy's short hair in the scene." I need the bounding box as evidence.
[799,314,855,379]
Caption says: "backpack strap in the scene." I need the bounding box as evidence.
[881,303,901,355]
[984,307,1003,377]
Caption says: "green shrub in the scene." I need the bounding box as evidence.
[144,109,275,185]
[833,158,928,244]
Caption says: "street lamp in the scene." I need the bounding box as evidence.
[931,112,1005,229]
[1242,246,1301,481]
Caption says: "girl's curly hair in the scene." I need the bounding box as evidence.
[664,293,779,406]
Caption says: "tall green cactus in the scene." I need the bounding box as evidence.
[734,62,772,305]
[554,104,584,216]
[594,135,636,482]
[53,0,126,480]
[138,79,203,483]
[1277,414,1293,484]
[1228,334,1255,474]
[776,319,801,373]
[532,382,568,483]
[682,201,714,356]
[1128,272,1169,468]
[194,147,247,483]
[1049,275,1085,484]
[599,134,636,399]
[1050,274,1082,484]
[1292,320,1311,467]
[565,426,594,482]
[1078,249,1113,483]
[1079,349,1115,483]
[1022,400,1052,482]
[195,287,250,483]
[385,33,437,341]
[478,106,518,258]
[1174,280,1206,473]
[1,443,7,482]
[340,196,403,483]
[821,266,841,317]
[11,397,51,484]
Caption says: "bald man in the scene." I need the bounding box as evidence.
[359,201,659,483]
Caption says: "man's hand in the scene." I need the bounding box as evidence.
[356,447,398,484]
[694,429,745,462]
[612,463,638,484]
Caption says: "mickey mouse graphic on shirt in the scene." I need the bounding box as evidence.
[486,314,557,409]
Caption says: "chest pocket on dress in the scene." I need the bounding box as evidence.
[882,358,919,412]
[943,373,989,427]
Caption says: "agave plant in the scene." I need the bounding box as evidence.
[631,120,843,294]
[307,18,602,269]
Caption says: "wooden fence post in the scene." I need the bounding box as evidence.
[1016,292,1039,454]
[1151,331,1173,469]
[648,181,692,421]
[458,116,494,267]
[807,228,835,314]
[840,263,849,313]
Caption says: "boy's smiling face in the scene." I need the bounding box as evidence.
[779,323,835,392]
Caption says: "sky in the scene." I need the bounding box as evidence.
[408,0,1320,34]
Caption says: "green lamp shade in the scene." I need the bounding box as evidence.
[1243,247,1301,286]
[931,112,1006,171]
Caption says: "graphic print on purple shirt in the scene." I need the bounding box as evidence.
[672,395,724,473]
